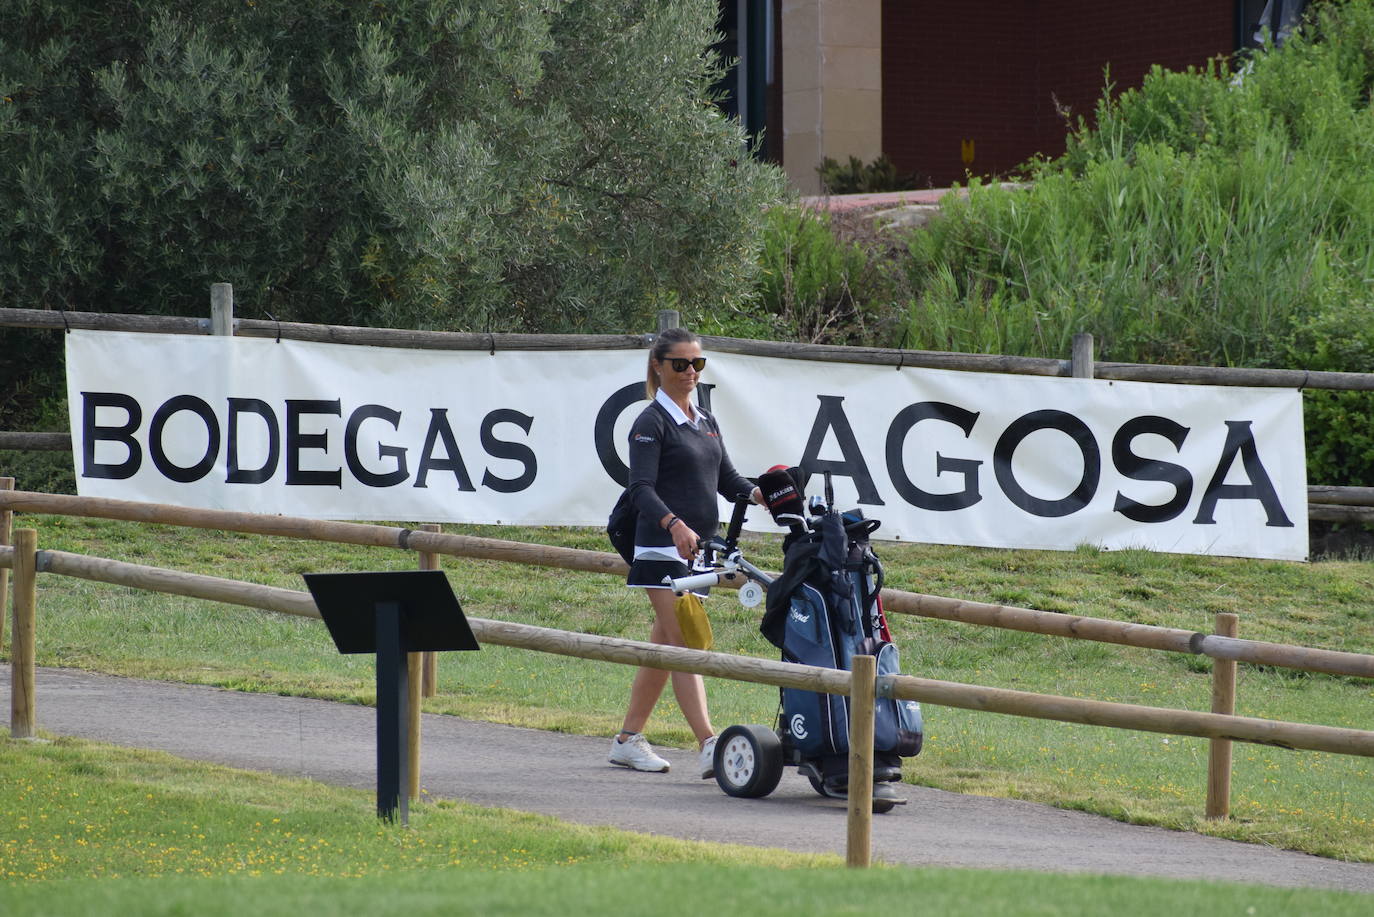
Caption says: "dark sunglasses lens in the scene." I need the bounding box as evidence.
[669,357,706,372]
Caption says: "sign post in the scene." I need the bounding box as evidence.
[305,570,478,824]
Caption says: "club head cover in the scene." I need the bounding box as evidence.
[759,465,805,525]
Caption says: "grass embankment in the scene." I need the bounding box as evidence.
[2,736,1369,914]
[7,514,1374,862]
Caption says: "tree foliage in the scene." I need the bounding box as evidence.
[0,0,783,333]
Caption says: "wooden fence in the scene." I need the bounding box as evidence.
[4,301,1374,390]
[4,300,1373,524]
[4,487,1374,866]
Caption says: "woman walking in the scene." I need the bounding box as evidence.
[609,328,760,777]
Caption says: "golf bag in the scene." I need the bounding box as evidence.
[759,500,923,790]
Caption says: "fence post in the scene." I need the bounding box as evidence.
[846,654,876,868]
[10,528,37,738]
[406,647,422,802]
[1072,332,1095,379]
[1206,612,1240,819]
[0,476,12,654]
[406,523,445,800]
[419,523,441,698]
[211,283,234,337]
[656,310,680,333]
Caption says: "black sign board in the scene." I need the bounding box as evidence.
[306,570,478,654]
[305,570,479,824]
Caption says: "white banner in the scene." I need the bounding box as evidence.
[66,330,1308,560]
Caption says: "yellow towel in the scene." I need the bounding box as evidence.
[674,592,713,651]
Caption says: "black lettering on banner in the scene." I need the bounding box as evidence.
[81,391,143,480]
[885,401,983,511]
[994,409,1099,518]
[480,409,536,493]
[286,399,342,487]
[1111,416,1193,523]
[345,404,408,488]
[414,408,475,491]
[1193,420,1293,527]
[227,398,280,485]
[149,395,220,483]
[799,395,883,505]
[593,383,646,487]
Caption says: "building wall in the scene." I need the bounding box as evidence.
[882,1,1235,187]
[783,0,884,194]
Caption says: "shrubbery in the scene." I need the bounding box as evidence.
[894,0,1374,486]
[816,154,922,195]
[700,206,897,346]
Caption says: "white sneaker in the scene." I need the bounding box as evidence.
[609,732,670,773]
[698,735,718,779]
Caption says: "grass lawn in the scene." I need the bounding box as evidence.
[5,513,1374,862]
[1,735,1369,915]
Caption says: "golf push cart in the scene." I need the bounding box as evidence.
[666,468,924,814]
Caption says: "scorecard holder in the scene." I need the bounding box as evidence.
[304,570,479,825]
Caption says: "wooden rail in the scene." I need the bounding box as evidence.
[2,489,1371,681]
[0,433,71,451]
[0,489,624,577]
[0,307,647,351]
[879,674,1374,757]
[878,590,1374,680]
[5,541,1372,762]
[6,305,1374,390]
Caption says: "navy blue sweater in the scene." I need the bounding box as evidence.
[626,399,752,554]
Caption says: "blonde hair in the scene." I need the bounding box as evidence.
[645,327,700,399]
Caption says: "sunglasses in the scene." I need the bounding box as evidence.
[665,357,707,373]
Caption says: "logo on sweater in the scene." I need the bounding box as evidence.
[633,434,655,443]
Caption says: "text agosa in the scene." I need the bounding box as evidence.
[80,384,1293,526]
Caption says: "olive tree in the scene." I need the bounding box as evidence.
[1,0,783,333]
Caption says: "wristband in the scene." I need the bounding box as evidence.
[666,515,682,531]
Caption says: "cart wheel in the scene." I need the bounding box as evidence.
[871,781,905,814]
[872,796,897,814]
[714,725,784,798]
[804,768,902,812]
[805,770,832,799]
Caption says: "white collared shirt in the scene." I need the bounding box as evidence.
[654,387,700,429]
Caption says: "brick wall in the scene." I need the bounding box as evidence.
[882,1,1235,186]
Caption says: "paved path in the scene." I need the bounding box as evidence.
[6,666,1373,893]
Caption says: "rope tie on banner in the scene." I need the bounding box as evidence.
[57,304,71,334]
[1300,370,1310,391]
[895,329,910,371]
[264,312,282,343]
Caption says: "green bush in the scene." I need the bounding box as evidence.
[816,153,921,194]
[899,0,1374,485]
[702,205,895,345]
